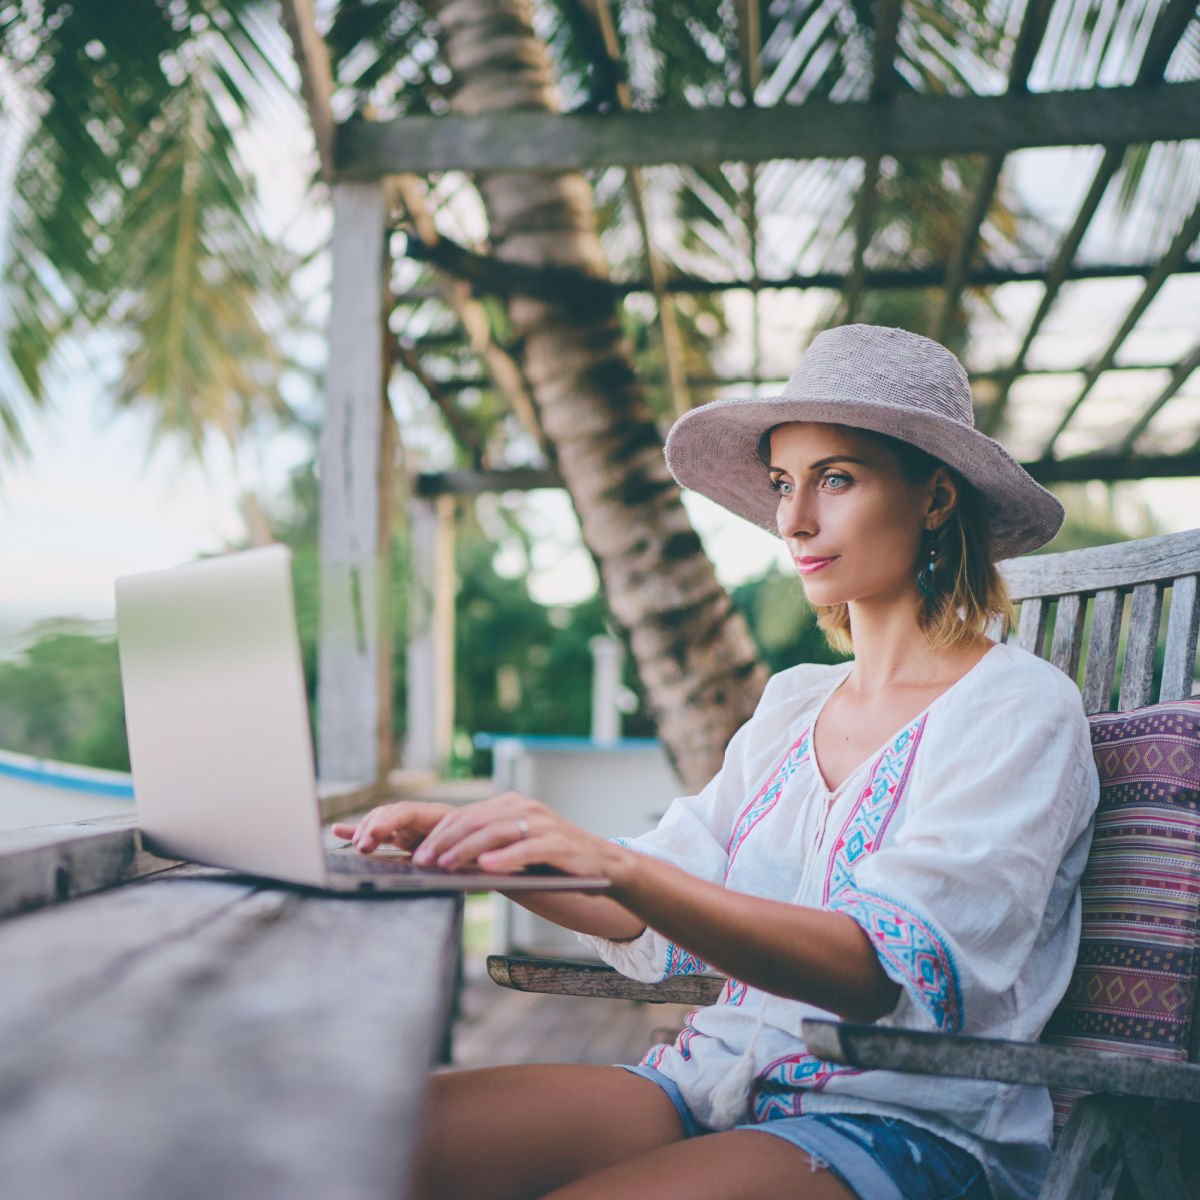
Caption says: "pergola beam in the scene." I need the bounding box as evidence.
[982,0,1197,436]
[1024,453,1200,484]
[394,256,1200,304]
[837,0,901,324]
[1113,340,1200,456]
[734,0,762,396]
[413,453,1200,496]
[402,231,1200,304]
[337,80,1200,176]
[423,358,1196,393]
[1040,197,1200,457]
[933,0,1051,343]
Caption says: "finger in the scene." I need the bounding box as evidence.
[433,817,538,870]
[415,803,527,865]
[477,833,566,875]
[353,805,415,853]
[331,822,357,839]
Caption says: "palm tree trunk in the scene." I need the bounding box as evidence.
[430,0,767,791]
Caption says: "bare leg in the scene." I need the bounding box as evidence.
[410,1064,690,1200]
[540,1130,858,1200]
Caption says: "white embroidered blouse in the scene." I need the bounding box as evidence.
[577,642,1100,1200]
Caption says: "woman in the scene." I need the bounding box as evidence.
[335,325,1100,1200]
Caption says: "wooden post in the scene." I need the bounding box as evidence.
[317,181,392,785]
[405,495,456,773]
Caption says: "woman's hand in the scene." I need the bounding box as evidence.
[411,791,626,880]
[331,801,454,855]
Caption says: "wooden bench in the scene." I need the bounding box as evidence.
[489,527,1200,1198]
[0,787,462,1199]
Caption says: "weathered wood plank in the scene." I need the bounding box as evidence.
[1111,1095,1194,1200]
[1049,592,1086,681]
[1082,589,1125,715]
[1000,528,1200,599]
[336,80,1200,175]
[1038,1095,1123,1200]
[0,816,176,921]
[0,782,388,921]
[487,954,726,1006]
[1118,582,1164,710]
[317,180,392,786]
[1014,596,1049,656]
[799,1020,1200,1102]
[1161,575,1200,701]
[405,496,456,772]
[0,873,459,1199]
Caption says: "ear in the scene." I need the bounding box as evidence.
[925,467,960,530]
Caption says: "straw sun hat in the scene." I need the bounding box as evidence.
[663,323,1063,561]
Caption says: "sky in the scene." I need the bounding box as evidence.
[1,52,1198,662]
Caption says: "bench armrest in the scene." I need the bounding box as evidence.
[486,954,726,1005]
[801,1019,1200,1104]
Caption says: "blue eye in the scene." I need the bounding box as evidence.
[769,477,794,496]
[822,472,851,490]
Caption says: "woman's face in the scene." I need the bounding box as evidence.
[767,422,942,609]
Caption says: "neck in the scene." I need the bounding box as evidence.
[842,591,985,694]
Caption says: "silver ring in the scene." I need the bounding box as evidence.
[515,818,530,840]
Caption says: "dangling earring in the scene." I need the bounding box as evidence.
[916,527,938,599]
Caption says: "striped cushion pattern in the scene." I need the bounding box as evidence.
[1043,699,1200,1132]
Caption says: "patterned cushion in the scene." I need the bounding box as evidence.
[1042,699,1200,1132]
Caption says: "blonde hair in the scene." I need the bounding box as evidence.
[790,429,1015,654]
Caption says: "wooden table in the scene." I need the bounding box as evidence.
[0,832,461,1200]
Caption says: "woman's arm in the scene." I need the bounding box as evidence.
[606,850,900,1021]
[500,888,646,942]
[415,796,898,1021]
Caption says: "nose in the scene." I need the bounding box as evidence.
[775,486,814,542]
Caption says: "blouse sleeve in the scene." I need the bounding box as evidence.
[827,661,1099,1034]
[575,670,806,983]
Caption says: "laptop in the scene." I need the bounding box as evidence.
[114,544,610,895]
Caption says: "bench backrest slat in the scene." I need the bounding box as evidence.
[1079,588,1125,715]
[1049,592,1085,680]
[1000,528,1200,598]
[1118,582,1164,711]
[1014,595,1048,655]
[1163,575,1200,702]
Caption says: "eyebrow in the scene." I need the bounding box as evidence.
[767,455,869,474]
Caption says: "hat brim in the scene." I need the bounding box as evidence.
[664,395,1063,561]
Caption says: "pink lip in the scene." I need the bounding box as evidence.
[794,556,838,575]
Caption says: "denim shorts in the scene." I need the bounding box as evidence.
[619,1064,993,1200]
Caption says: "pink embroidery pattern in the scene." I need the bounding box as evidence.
[675,1009,701,1060]
[662,942,706,979]
[725,728,812,881]
[830,885,963,1033]
[751,1052,862,1121]
[642,1043,669,1070]
[722,977,749,1007]
[822,718,927,903]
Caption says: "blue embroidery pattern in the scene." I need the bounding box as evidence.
[829,885,963,1033]
[725,728,812,880]
[722,977,748,1007]
[642,1042,669,1070]
[751,1053,862,1121]
[675,1009,701,1060]
[822,718,926,903]
[662,942,706,979]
